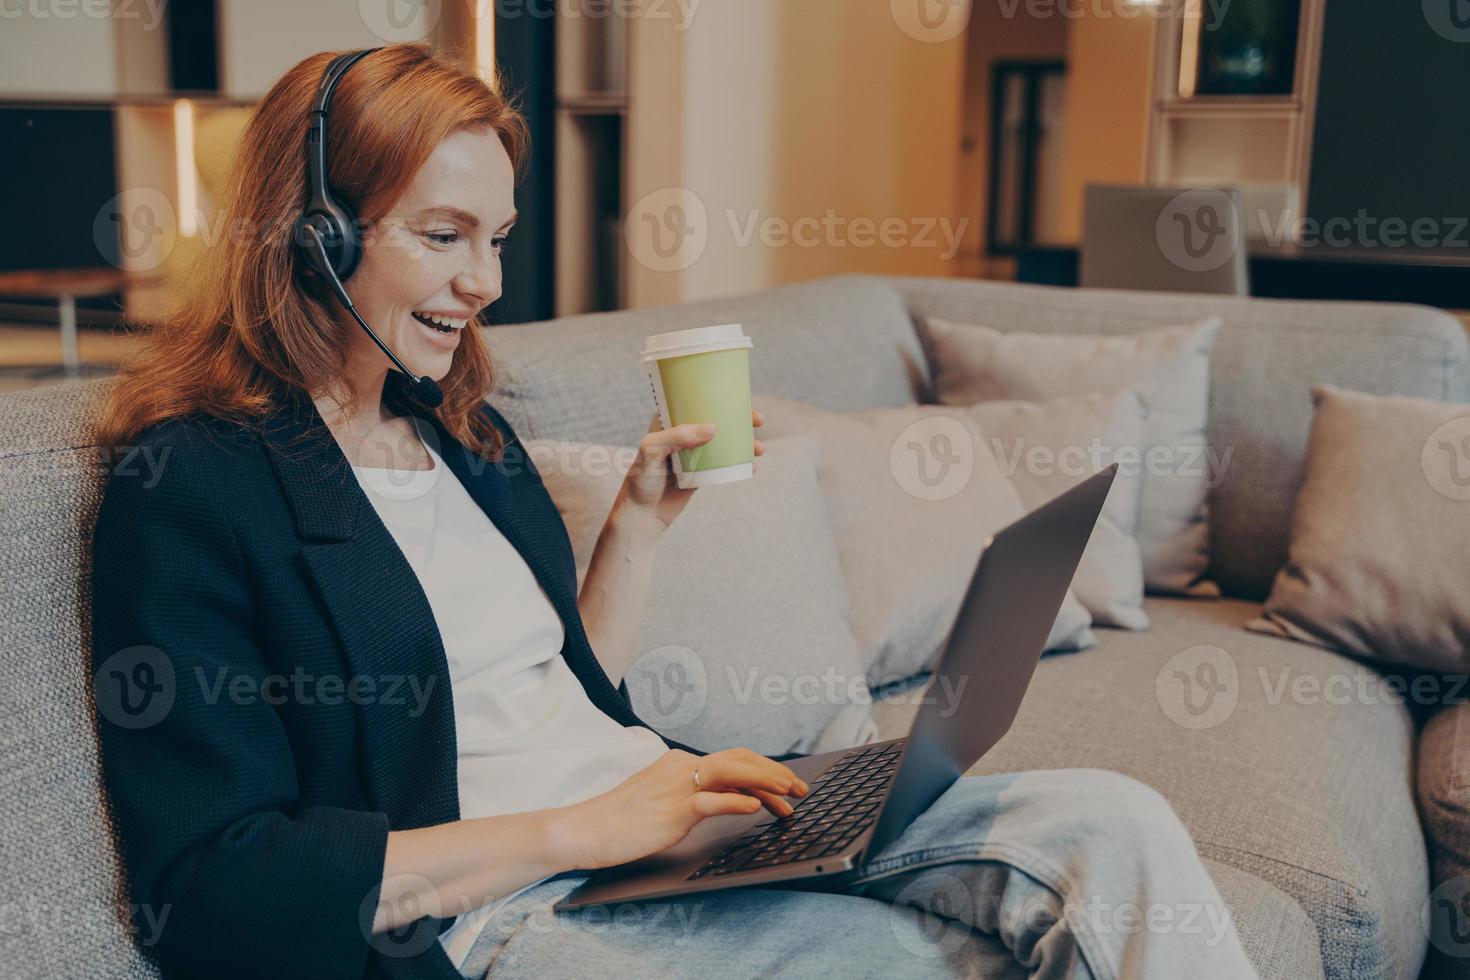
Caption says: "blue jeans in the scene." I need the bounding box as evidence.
[458,769,1259,979]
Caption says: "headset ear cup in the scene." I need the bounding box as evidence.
[327,201,362,280]
[295,206,362,282]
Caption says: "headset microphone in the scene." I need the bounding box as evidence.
[293,48,445,411]
[301,225,445,409]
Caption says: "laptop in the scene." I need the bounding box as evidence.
[554,464,1117,911]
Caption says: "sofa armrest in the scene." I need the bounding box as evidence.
[1418,700,1470,978]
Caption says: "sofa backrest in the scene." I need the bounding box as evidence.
[485,275,930,447]
[887,276,1470,599]
[0,379,160,978]
[2,273,1465,975]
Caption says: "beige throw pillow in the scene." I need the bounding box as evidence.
[1248,385,1470,674]
[753,395,1097,685]
[925,317,1222,597]
[962,389,1150,629]
[525,433,878,755]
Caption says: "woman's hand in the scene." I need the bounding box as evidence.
[548,748,809,872]
[612,409,766,535]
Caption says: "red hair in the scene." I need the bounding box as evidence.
[96,43,529,460]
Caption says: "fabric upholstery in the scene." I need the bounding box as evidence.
[524,433,878,756]
[1249,385,1470,674]
[0,380,160,979]
[486,276,930,448]
[926,317,1221,597]
[872,596,1428,980]
[889,276,1470,601]
[752,393,1096,682]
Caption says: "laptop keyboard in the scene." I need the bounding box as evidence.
[687,740,905,880]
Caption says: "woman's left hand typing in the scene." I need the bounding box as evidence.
[612,408,765,535]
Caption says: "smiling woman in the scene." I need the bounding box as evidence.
[94,44,528,462]
[87,41,790,980]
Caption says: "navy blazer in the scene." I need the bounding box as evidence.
[90,372,703,979]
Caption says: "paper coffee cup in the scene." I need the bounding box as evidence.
[641,323,756,489]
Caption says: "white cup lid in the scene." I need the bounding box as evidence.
[642,323,752,360]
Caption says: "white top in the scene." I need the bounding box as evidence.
[349,422,668,968]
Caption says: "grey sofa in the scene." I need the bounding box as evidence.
[2,274,1466,979]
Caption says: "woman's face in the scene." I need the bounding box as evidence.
[343,125,516,386]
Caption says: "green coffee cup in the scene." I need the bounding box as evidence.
[641,323,756,488]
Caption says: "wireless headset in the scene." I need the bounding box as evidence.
[293,47,445,409]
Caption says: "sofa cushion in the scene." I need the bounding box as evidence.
[522,433,878,756]
[926,317,1221,597]
[1205,859,1326,980]
[963,389,1150,629]
[0,379,160,979]
[485,276,929,448]
[1250,385,1470,675]
[871,597,1428,980]
[888,276,1470,601]
[753,394,1096,683]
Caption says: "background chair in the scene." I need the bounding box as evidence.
[1081,184,1250,295]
